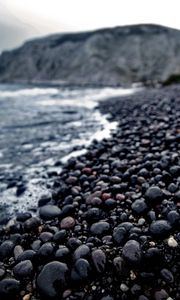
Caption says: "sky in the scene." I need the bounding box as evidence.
[0,0,180,52]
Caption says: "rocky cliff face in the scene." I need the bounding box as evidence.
[1,24,180,86]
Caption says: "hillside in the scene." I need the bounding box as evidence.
[1,24,180,86]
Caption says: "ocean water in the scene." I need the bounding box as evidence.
[0,84,137,221]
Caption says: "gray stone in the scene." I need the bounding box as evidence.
[37,261,69,298]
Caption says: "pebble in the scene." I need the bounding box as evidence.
[60,217,75,229]
[92,249,106,272]
[167,236,178,247]
[0,279,20,298]
[150,220,172,237]
[55,247,70,262]
[37,261,69,298]
[39,205,61,220]
[73,245,90,260]
[71,258,91,281]
[120,283,129,292]
[122,240,142,265]
[145,186,163,205]
[13,260,33,279]
[90,221,110,236]
[24,217,41,231]
[131,199,148,214]
[160,268,174,283]
[0,240,14,260]
[113,226,126,245]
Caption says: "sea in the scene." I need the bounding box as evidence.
[0,83,138,223]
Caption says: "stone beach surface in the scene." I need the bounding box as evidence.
[0,85,180,300]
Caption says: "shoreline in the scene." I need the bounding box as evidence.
[0,85,180,300]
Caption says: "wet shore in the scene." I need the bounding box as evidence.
[0,85,180,300]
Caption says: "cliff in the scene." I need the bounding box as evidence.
[1,24,180,86]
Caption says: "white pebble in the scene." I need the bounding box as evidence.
[168,236,178,248]
[120,283,129,292]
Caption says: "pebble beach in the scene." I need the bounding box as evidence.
[0,85,180,300]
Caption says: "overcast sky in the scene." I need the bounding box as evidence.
[1,0,180,52]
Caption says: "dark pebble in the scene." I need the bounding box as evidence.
[90,221,110,236]
[39,205,61,220]
[71,258,91,281]
[0,240,14,260]
[131,198,148,215]
[73,245,90,261]
[122,240,142,265]
[17,250,36,263]
[92,249,106,272]
[0,279,20,299]
[113,226,126,245]
[16,212,32,222]
[13,259,33,279]
[150,220,172,238]
[145,186,163,205]
[24,217,41,231]
[37,261,69,298]
[55,246,70,262]
[160,268,174,283]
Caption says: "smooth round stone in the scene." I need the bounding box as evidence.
[0,279,20,298]
[39,232,53,243]
[122,240,142,265]
[167,236,178,247]
[85,208,102,223]
[16,212,32,222]
[150,220,172,238]
[71,258,91,281]
[145,186,163,205]
[53,230,67,243]
[39,205,61,220]
[90,221,110,236]
[55,247,70,262]
[131,199,148,215]
[73,245,90,261]
[167,211,179,226]
[113,227,126,245]
[17,250,36,263]
[92,249,106,273]
[24,217,41,231]
[37,261,69,298]
[67,238,82,250]
[60,217,75,229]
[13,260,33,279]
[160,268,174,283]
[0,240,14,260]
[14,245,23,260]
[154,289,169,300]
[113,257,126,275]
[38,242,54,259]
[120,283,129,292]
